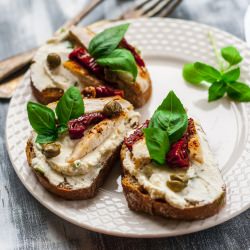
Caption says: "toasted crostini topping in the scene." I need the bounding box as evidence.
[166,174,188,192]
[120,38,145,68]
[166,136,189,169]
[67,116,124,163]
[82,86,97,98]
[68,112,106,139]
[124,120,150,151]
[127,118,203,169]
[47,53,61,69]
[132,138,151,168]
[82,86,124,99]
[187,118,204,164]
[103,101,122,118]
[69,47,103,76]
[42,143,61,158]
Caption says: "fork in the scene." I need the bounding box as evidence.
[0,0,181,98]
[122,0,181,19]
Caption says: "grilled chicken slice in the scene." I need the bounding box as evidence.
[67,114,126,163]
[64,60,104,87]
[188,120,204,164]
[132,138,151,169]
[68,26,94,48]
[84,96,133,113]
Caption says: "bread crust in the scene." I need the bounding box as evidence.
[31,80,64,105]
[118,69,152,108]
[120,145,226,220]
[26,139,120,200]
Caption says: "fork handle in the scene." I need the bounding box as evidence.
[0,48,36,82]
[0,0,103,83]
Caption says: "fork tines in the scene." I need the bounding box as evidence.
[122,0,182,19]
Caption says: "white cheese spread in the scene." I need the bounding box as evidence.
[31,41,79,91]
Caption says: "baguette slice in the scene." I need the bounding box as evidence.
[121,120,226,220]
[26,96,140,200]
[30,26,152,108]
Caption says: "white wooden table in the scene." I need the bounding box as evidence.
[0,0,249,249]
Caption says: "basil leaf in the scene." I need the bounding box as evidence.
[208,81,227,102]
[150,91,188,143]
[227,82,250,102]
[194,62,221,83]
[88,23,129,58]
[27,102,56,135]
[221,46,243,66]
[96,48,138,80]
[58,124,68,135]
[36,134,58,144]
[182,63,204,84]
[222,67,240,82]
[144,128,170,165]
[56,86,84,126]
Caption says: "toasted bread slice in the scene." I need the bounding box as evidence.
[120,121,226,220]
[30,26,152,107]
[26,96,140,200]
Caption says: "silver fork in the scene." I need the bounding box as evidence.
[121,0,182,19]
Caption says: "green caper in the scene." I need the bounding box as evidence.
[167,174,188,192]
[47,53,61,69]
[103,100,122,117]
[170,174,188,183]
[42,143,61,158]
[143,166,153,178]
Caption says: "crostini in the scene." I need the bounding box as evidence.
[121,91,226,220]
[26,86,140,199]
[30,24,152,108]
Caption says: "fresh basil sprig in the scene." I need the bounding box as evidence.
[144,91,188,165]
[144,128,170,165]
[182,39,250,102]
[27,102,58,143]
[88,23,138,81]
[27,87,84,144]
[88,23,129,58]
[96,49,137,80]
[56,86,84,126]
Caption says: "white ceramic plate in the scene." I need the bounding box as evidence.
[6,18,250,238]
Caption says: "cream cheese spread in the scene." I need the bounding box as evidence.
[30,41,79,91]
[123,122,225,209]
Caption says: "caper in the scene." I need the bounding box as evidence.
[42,143,61,158]
[47,53,61,69]
[170,174,188,183]
[167,174,188,192]
[103,100,122,117]
[143,166,153,178]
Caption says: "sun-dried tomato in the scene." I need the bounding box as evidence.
[68,112,106,139]
[166,135,189,168]
[69,47,103,76]
[120,38,145,68]
[82,86,124,98]
[95,86,124,98]
[166,118,195,168]
[124,120,149,151]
